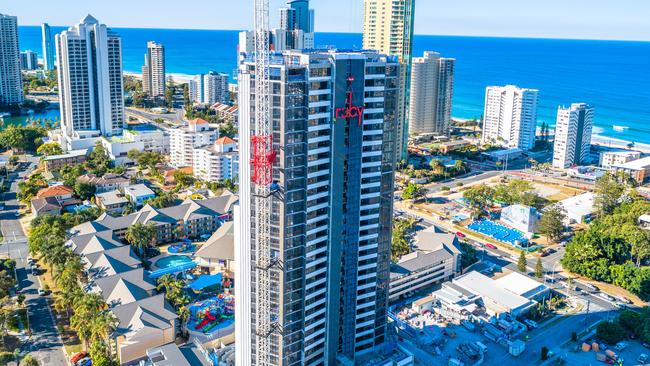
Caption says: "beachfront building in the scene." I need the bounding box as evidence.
[363,0,415,161]
[390,229,461,302]
[142,41,165,97]
[20,51,38,70]
[189,73,204,104]
[612,156,650,184]
[170,118,219,168]
[482,85,539,151]
[408,51,455,137]
[193,136,239,183]
[203,71,230,105]
[236,49,399,366]
[552,103,594,169]
[599,150,642,169]
[0,13,24,106]
[55,15,125,150]
[41,23,55,71]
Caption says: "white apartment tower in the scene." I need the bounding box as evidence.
[0,14,24,106]
[553,103,594,169]
[169,118,218,168]
[482,85,539,151]
[142,41,165,97]
[363,0,415,161]
[236,49,399,366]
[42,23,55,71]
[56,15,125,144]
[409,51,455,136]
[203,71,229,105]
[189,74,204,104]
[193,136,239,182]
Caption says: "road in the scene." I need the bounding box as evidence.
[0,157,68,366]
[125,107,184,126]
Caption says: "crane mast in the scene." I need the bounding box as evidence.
[252,0,276,365]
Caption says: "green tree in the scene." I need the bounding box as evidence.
[165,76,175,109]
[74,182,96,200]
[597,320,627,345]
[17,173,48,203]
[391,217,416,261]
[144,192,177,209]
[85,142,113,176]
[36,141,63,157]
[535,258,543,278]
[463,184,495,218]
[518,250,527,273]
[539,204,566,243]
[20,354,39,366]
[125,223,157,259]
[157,274,190,309]
[182,83,191,110]
[173,170,195,188]
[594,172,629,217]
[0,125,47,153]
[219,121,237,139]
[402,182,426,201]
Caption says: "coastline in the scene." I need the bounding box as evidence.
[591,134,650,153]
[124,71,195,84]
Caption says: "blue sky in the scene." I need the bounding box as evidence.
[5,0,650,41]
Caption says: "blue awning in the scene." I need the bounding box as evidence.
[188,273,223,291]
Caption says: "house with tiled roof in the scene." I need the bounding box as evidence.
[30,196,62,217]
[36,185,74,200]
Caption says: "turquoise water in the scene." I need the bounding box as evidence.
[16,26,650,144]
[1,109,60,127]
[155,255,193,269]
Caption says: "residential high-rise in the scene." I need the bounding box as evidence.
[20,51,39,70]
[553,103,594,168]
[276,0,315,51]
[193,136,239,182]
[408,52,455,136]
[0,13,24,107]
[363,0,415,161]
[41,23,55,71]
[482,85,539,151]
[236,49,399,366]
[169,118,218,168]
[188,74,204,104]
[56,15,125,147]
[202,71,229,105]
[142,41,165,97]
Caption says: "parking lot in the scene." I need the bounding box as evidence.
[557,338,650,365]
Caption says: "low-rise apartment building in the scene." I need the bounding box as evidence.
[193,137,239,182]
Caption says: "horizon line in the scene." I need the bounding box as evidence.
[18,24,650,43]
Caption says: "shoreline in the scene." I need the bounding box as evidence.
[124,71,195,84]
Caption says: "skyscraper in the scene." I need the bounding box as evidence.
[236,49,399,366]
[142,41,165,97]
[553,103,594,168]
[408,52,455,136]
[41,23,55,71]
[276,0,315,51]
[20,51,39,70]
[189,74,204,104]
[56,15,125,147]
[202,71,229,105]
[0,13,24,107]
[363,0,415,161]
[482,85,539,151]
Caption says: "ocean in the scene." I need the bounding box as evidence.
[16,26,650,144]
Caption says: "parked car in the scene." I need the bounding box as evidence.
[485,243,497,250]
[70,352,88,364]
[585,283,599,292]
[638,354,648,364]
[614,341,628,351]
[642,342,650,349]
[599,293,615,301]
[524,319,538,329]
[38,288,46,296]
[456,232,466,238]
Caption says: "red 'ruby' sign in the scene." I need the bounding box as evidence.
[335,91,364,126]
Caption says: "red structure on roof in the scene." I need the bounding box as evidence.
[251,135,276,186]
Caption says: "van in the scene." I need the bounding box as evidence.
[475,341,488,354]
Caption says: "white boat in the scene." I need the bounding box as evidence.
[0,112,11,117]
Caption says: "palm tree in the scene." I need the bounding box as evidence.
[125,223,157,259]
[71,293,106,350]
[90,311,118,354]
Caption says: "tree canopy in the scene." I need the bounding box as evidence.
[0,125,47,153]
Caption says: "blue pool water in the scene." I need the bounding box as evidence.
[155,255,193,269]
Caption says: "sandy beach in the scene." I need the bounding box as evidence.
[124,71,195,84]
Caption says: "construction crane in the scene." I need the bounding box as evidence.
[252,0,278,365]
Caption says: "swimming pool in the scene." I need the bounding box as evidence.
[155,255,194,269]
[467,219,528,246]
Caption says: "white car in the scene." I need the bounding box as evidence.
[38,288,46,296]
[598,293,615,301]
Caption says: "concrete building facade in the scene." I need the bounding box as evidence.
[363,0,415,161]
[20,50,38,70]
[482,85,539,151]
[142,41,165,97]
[41,23,55,71]
[55,15,125,149]
[553,103,594,169]
[408,51,455,136]
[170,118,219,168]
[236,49,399,366]
[0,14,24,106]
